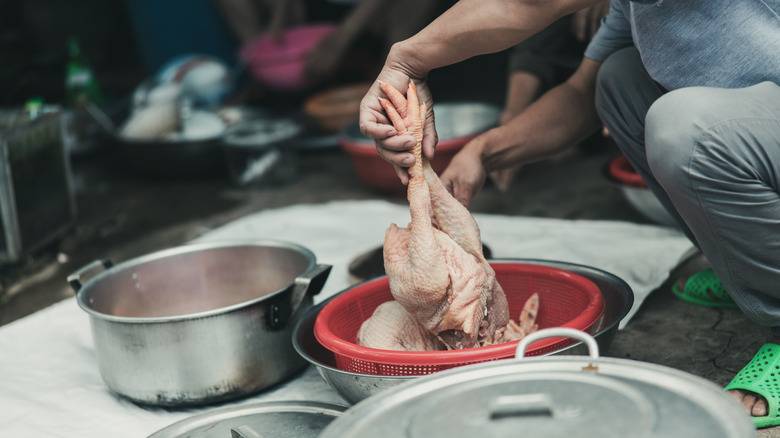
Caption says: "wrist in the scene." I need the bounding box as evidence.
[458,134,490,171]
[387,41,431,81]
[472,128,512,173]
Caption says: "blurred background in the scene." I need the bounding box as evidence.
[0,0,498,108]
[0,0,144,106]
[0,0,644,326]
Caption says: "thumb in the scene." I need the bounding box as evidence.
[422,122,438,161]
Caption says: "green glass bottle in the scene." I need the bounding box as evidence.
[64,36,103,108]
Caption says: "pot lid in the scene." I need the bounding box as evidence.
[147,401,347,438]
[406,370,654,437]
[320,329,755,438]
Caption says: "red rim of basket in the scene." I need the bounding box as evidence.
[313,263,605,367]
[608,154,647,188]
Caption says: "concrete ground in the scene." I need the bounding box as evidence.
[1,54,776,435]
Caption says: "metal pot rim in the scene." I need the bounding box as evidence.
[74,239,317,324]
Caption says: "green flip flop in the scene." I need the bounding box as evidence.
[671,268,738,308]
[725,344,780,428]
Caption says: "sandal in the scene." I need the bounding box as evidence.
[671,268,738,308]
[725,344,780,428]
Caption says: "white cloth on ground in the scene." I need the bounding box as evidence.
[0,200,693,437]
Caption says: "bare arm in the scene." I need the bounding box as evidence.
[359,0,602,184]
[394,0,602,76]
[440,58,603,207]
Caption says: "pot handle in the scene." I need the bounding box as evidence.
[291,264,332,310]
[514,327,600,360]
[67,259,114,293]
[268,264,331,330]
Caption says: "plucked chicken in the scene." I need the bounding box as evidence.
[356,81,539,351]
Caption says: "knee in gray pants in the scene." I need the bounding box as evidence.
[643,89,706,192]
[645,83,780,326]
[645,86,743,194]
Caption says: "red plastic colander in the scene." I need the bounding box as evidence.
[313,262,605,376]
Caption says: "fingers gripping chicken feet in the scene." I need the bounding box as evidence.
[357,81,538,351]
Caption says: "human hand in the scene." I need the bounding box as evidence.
[438,139,487,209]
[571,1,610,42]
[359,69,437,185]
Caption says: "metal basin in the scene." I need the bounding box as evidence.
[292,258,633,404]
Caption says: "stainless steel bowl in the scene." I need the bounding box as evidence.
[293,300,410,405]
[292,259,633,404]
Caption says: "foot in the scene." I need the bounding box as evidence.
[674,275,723,302]
[727,388,769,417]
[672,268,737,308]
[725,338,780,423]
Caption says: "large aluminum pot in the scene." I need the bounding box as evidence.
[68,240,331,407]
[321,328,755,438]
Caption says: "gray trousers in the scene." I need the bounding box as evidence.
[595,47,780,327]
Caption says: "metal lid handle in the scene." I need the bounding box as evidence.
[231,425,263,438]
[489,394,553,420]
[514,327,600,360]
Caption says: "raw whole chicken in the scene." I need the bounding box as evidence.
[356,81,539,351]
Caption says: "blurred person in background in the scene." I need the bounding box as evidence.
[490,1,609,191]
[215,0,442,85]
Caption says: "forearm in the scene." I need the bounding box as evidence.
[390,0,602,77]
[476,58,603,172]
